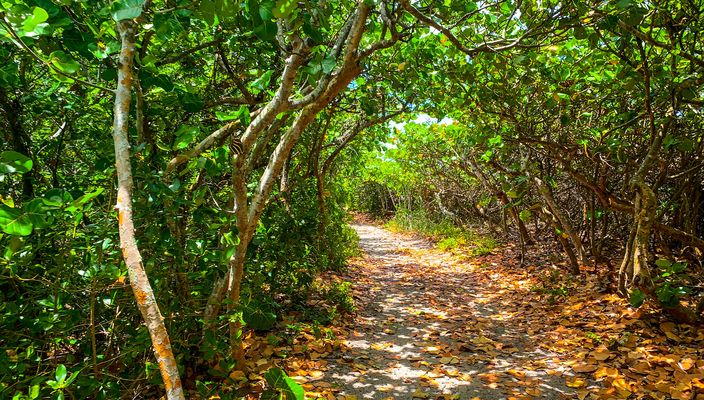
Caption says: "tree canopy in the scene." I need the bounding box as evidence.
[1,0,703,398]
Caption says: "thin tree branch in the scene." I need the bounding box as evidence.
[0,14,114,93]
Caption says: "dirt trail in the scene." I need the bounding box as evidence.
[325,223,576,399]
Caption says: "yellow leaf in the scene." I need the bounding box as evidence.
[566,376,587,388]
[678,357,695,371]
[309,370,325,380]
[507,369,526,379]
[594,366,619,379]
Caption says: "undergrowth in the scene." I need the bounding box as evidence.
[385,208,497,256]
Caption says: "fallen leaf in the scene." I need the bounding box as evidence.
[566,376,587,388]
[411,389,430,399]
[572,363,598,373]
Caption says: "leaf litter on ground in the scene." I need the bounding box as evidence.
[225,222,704,400]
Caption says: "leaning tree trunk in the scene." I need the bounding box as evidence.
[112,20,184,400]
[532,175,587,266]
[465,157,533,246]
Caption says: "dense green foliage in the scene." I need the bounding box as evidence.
[1,0,703,398]
[352,0,704,323]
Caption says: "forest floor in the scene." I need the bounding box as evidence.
[243,222,704,400]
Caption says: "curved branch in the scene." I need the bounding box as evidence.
[163,110,261,178]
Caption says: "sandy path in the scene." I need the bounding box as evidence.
[324,223,575,399]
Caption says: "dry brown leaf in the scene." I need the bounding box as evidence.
[592,347,612,361]
[572,363,598,373]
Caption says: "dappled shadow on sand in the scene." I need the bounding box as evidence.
[288,224,704,400]
[319,224,576,399]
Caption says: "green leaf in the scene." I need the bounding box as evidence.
[655,259,671,269]
[622,6,647,26]
[73,188,104,207]
[628,289,645,307]
[37,296,56,308]
[253,20,278,41]
[180,91,204,112]
[25,199,51,229]
[303,20,323,43]
[273,0,297,18]
[616,0,632,9]
[321,55,336,74]
[111,0,147,21]
[0,61,20,86]
[251,70,274,93]
[671,262,687,274]
[258,1,275,20]
[264,368,305,400]
[519,210,532,222]
[173,125,199,150]
[215,111,240,121]
[0,205,33,236]
[64,369,79,386]
[488,134,502,147]
[242,300,277,330]
[655,284,680,307]
[260,391,283,400]
[45,380,60,390]
[556,92,570,101]
[196,0,218,25]
[49,51,80,74]
[236,105,251,126]
[22,7,48,33]
[675,138,695,152]
[215,105,251,125]
[55,364,67,383]
[43,189,73,207]
[29,385,40,399]
[217,0,239,17]
[0,151,33,174]
[681,88,696,100]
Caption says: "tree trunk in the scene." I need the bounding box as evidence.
[227,232,252,370]
[532,175,587,265]
[465,157,533,246]
[541,209,580,274]
[202,4,373,367]
[618,42,663,297]
[112,20,184,400]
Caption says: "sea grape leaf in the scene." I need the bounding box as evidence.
[111,0,147,21]
[0,151,32,174]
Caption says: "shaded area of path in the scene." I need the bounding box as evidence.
[325,223,576,399]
